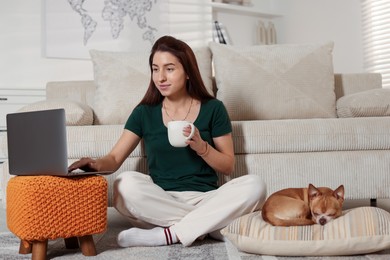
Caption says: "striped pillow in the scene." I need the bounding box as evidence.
[90,48,213,125]
[221,207,390,256]
[209,42,337,120]
[337,89,390,118]
[18,99,93,126]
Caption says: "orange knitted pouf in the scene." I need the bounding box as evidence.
[6,175,107,259]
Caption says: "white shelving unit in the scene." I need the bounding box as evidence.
[210,2,282,46]
[0,88,46,130]
[210,2,282,18]
[0,130,6,165]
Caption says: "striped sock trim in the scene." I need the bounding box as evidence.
[164,228,173,245]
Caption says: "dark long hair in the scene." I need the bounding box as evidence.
[138,35,214,106]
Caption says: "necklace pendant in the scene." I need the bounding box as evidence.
[164,98,193,121]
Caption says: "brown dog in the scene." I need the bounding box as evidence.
[261,184,344,226]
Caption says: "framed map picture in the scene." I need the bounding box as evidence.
[44,0,166,59]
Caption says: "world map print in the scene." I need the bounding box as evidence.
[67,0,158,46]
[45,0,163,58]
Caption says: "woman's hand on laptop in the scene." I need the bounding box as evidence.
[68,157,98,172]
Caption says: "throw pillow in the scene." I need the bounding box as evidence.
[209,42,337,120]
[18,99,93,126]
[337,89,390,118]
[90,48,213,125]
[221,207,390,256]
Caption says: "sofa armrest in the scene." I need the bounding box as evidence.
[334,73,382,100]
[46,81,96,108]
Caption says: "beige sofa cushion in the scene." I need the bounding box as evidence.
[209,42,337,120]
[90,48,213,125]
[337,88,390,117]
[222,207,390,256]
[18,99,93,126]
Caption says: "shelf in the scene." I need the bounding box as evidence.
[0,88,45,96]
[210,2,282,18]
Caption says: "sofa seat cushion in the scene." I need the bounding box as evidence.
[65,125,144,159]
[209,42,337,120]
[0,158,148,209]
[90,48,213,125]
[337,89,390,118]
[225,150,390,200]
[222,207,390,256]
[232,117,390,154]
[17,117,388,160]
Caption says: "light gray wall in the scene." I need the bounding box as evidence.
[0,0,364,90]
[271,0,364,73]
[0,0,93,90]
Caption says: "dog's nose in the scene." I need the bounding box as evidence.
[319,218,327,225]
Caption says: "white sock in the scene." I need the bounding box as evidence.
[117,227,178,247]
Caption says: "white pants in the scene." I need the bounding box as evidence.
[113,171,266,246]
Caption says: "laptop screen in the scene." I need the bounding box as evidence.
[6,109,68,176]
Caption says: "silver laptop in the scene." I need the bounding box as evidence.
[6,109,112,176]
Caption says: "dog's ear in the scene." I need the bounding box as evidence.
[308,184,321,199]
[333,185,345,200]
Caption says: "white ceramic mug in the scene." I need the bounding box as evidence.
[167,121,195,147]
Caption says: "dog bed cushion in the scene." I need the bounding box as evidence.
[221,207,390,256]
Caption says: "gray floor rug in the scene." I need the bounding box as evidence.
[2,208,390,259]
[2,229,390,260]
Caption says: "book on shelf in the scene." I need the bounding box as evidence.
[213,21,231,44]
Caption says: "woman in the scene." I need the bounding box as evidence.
[68,35,266,247]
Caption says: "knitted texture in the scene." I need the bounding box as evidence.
[6,175,107,241]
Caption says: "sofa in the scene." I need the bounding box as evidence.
[1,41,390,210]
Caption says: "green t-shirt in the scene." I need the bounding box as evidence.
[124,99,232,192]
